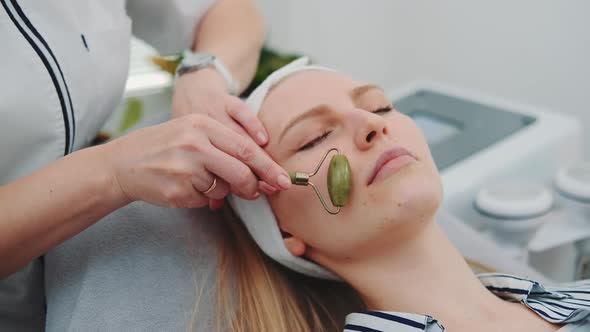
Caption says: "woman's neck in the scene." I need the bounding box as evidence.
[333,220,532,330]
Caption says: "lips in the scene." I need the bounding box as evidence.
[367,147,417,185]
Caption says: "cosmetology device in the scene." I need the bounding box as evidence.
[389,82,582,228]
[389,82,584,281]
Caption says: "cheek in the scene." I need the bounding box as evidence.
[389,115,442,204]
[350,115,443,233]
[268,185,328,239]
[391,114,437,168]
[271,148,340,233]
[268,179,362,257]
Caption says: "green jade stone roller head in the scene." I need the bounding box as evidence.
[288,148,352,215]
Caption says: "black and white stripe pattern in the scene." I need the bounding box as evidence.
[480,274,590,324]
[1,0,76,155]
[344,312,443,332]
[344,274,590,331]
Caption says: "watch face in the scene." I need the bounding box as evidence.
[177,53,216,76]
[176,51,238,94]
[188,53,215,66]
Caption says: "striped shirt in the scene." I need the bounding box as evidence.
[344,274,590,331]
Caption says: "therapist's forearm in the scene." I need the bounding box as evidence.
[0,145,128,277]
[192,0,265,93]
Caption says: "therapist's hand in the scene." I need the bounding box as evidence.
[172,68,280,208]
[172,68,266,144]
[101,114,291,209]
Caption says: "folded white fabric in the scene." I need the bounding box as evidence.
[227,57,340,280]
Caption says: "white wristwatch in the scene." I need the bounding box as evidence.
[175,50,240,95]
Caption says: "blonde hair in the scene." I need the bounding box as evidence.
[215,206,365,332]
[213,206,495,332]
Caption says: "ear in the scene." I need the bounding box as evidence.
[281,230,307,257]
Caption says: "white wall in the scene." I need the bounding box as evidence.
[256,0,590,156]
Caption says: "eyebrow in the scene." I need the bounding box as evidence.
[349,84,384,105]
[278,84,384,143]
[278,104,332,143]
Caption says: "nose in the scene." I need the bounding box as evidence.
[353,111,389,151]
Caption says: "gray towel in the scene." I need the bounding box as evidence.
[18,199,549,332]
[0,259,45,332]
[44,202,224,331]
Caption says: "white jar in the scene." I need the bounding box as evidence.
[555,162,590,280]
[475,182,554,261]
[555,162,590,224]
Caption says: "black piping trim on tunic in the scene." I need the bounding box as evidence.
[10,0,77,153]
[1,0,76,155]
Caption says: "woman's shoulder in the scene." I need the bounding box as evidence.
[557,321,590,332]
[478,273,590,325]
[343,274,590,332]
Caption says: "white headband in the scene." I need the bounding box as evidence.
[227,57,340,280]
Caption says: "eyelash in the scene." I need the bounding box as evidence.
[298,131,332,151]
[296,106,393,151]
[373,105,393,114]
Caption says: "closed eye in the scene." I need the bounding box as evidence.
[372,105,393,114]
[297,131,332,151]
[295,106,391,152]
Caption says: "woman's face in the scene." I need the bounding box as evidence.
[258,70,442,268]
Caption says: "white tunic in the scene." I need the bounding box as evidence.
[0,0,213,184]
[0,1,214,330]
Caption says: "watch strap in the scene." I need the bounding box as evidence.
[175,51,240,95]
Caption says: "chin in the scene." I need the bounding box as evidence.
[367,165,442,226]
[324,171,442,261]
[339,183,442,260]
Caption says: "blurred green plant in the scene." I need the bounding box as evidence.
[91,97,144,145]
[241,47,301,96]
[119,98,144,132]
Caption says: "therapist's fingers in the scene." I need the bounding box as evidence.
[259,181,278,195]
[182,183,210,209]
[205,122,291,193]
[200,177,230,201]
[190,163,237,200]
[225,96,269,146]
[208,109,249,139]
[103,113,282,209]
[209,198,224,211]
[201,145,260,198]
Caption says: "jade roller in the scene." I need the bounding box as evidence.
[288,148,352,215]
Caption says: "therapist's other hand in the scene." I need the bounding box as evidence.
[172,68,268,145]
[172,68,280,208]
[101,114,291,209]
